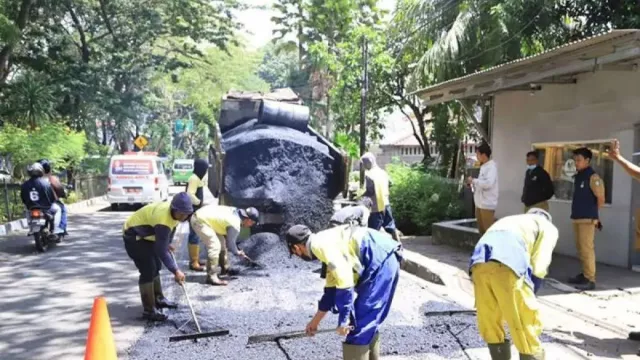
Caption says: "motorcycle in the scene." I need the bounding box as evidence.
[27,208,62,252]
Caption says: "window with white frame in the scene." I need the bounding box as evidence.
[532,141,613,204]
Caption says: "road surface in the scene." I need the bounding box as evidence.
[0,187,625,359]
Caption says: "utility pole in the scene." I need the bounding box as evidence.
[359,37,368,187]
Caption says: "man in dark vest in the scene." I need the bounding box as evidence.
[186,159,209,272]
[521,151,555,212]
[568,147,605,291]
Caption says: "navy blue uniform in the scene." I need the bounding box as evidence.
[21,177,56,210]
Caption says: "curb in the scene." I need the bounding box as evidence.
[0,195,107,236]
[400,248,473,293]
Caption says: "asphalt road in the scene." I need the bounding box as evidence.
[0,187,593,360]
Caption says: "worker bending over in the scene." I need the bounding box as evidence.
[330,198,372,228]
[286,224,402,360]
[360,153,400,241]
[190,205,260,285]
[186,159,209,272]
[123,192,193,322]
[469,208,558,360]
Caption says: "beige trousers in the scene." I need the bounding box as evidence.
[475,208,495,235]
[573,220,596,282]
[190,216,227,270]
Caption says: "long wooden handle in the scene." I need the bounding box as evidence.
[170,252,202,334]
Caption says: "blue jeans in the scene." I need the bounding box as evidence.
[368,205,397,235]
[188,225,200,245]
[58,201,67,232]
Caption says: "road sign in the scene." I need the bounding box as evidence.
[134,136,148,150]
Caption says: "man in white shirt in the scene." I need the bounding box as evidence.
[467,142,499,235]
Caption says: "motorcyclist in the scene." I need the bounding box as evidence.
[20,163,63,236]
[38,159,68,235]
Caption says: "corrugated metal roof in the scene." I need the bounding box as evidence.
[412,30,640,98]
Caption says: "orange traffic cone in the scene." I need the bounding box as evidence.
[84,297,117,360]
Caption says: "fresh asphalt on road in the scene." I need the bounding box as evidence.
[0,186,595,360]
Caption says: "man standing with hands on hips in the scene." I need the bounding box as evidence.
[467,142,499,235]
[568,147,605,291]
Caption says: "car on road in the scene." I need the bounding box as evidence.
[107,152,170,210]
[171,159,194,186]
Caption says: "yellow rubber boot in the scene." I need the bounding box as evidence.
[188,244,205,272]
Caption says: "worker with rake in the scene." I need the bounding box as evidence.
[123,192,194,322]
[189,204,260,285]
[469,208,559,360]
[286,223,402,360]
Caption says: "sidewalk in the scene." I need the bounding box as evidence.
[400,236,640,359]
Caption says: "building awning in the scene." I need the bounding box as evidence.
[412,30,640,106]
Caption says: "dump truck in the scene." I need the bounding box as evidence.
[208,89,350,231]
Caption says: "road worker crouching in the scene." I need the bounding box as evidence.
[286,224,402,360]
[469,208,559,360]
[189,205,259,285]
[122,192,193,322]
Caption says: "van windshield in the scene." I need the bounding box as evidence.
[111,159,153,175]
[174,163,193,170]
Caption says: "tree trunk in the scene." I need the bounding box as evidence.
[0,0,35,84]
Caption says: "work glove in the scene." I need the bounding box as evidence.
[531,275,543,294]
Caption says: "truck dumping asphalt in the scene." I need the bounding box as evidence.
[125,231,549,360]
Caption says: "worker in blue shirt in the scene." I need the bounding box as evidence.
[286,223,402,360]
[469,208,559,360]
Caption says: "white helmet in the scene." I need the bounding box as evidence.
[527,208,552,223]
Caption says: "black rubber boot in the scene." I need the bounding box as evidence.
[140,283,168,321]
[629,331,640,341]
[487,341,511,360]
[153,276,178,309]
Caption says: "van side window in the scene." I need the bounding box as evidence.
[156,161,164,175]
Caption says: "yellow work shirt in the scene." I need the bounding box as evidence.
[186,173,205,206]
[364,167,390,212]
[193,205,241,236]
[309,225,366,289]
[484,214,559,279]
[123,202,178,241]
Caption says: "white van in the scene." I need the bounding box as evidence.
[107,152,170,210]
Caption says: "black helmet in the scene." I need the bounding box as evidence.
[239,207,260,223]
[38,159,51,174]
[286,224,312,248]
[170,192,194,215]
[27,163,45,177]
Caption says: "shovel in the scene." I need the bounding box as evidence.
[247,328,335,345]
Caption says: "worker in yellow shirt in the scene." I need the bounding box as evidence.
[286,223,402,360]
[123,192,193,322]
[469,208,558,360]
[190,205,259,285]
[186,159,209,272]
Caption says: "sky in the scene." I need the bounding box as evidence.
[237,0,397,49]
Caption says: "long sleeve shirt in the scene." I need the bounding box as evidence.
[193,205,242,255]
[472,160,499,210]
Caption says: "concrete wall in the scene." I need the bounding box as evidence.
[492,70,640,268]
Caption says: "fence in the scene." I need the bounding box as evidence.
[73,175,108,201]
[0,175,108,224]
[0,180,23,223]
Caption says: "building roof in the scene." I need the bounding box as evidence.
[412,30,640,106]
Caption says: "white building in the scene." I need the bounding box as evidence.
[414,30,640,269]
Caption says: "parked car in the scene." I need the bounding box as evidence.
[172,159,194,186]
[107,152,170,210]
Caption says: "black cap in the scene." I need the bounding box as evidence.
[239,207,260,223]
[286,224,312,246]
